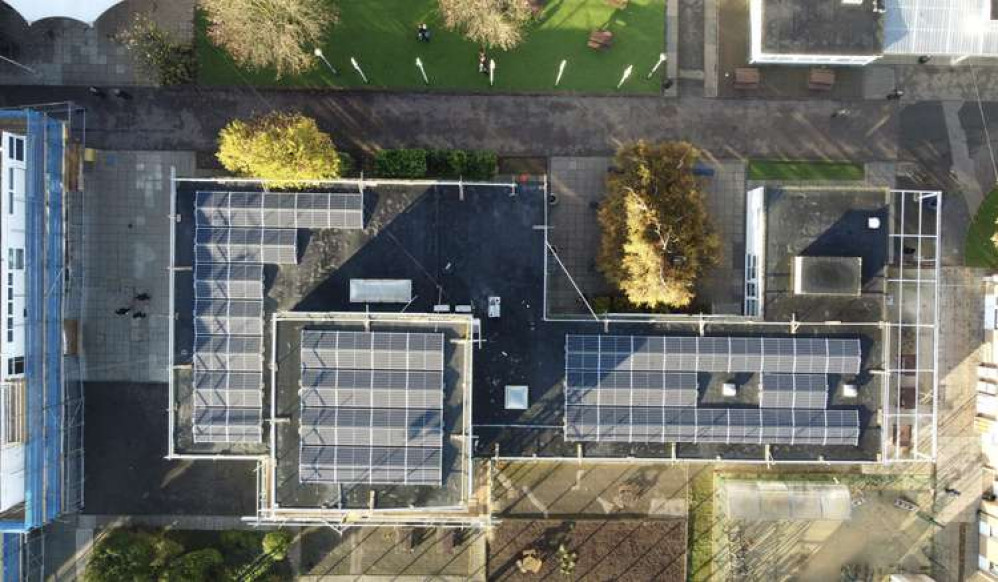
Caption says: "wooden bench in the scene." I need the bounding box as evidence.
[734,67,760,89]
[588,29,614,50]
[808,68,835,91]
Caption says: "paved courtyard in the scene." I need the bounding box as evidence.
[0,0,195,86]
[547,157,611,315]
[79,150,194,383]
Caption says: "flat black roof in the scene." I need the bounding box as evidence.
[761,0,883,56]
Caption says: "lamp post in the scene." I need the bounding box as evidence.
[646,53,666,79]
[415,57,429,85]
[351,57,368,84]
[313,48,338,76]
[555,59,567,87]
[617,65,633,89]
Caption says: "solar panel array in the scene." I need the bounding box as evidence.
[564,335,860,374]
[759,374,828,409]
[565,407,859,445]
[564,335,861,446]
[191,189,364,443]
[196,190,363,229]
[299,331,445,485]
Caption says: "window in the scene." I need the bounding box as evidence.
[12,138,23,162]
[15,249,23,270]
[6,357,23,376]
[983,520,993,537]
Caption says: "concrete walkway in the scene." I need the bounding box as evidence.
[0,86,899,161]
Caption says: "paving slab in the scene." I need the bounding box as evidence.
[79,150,194,383]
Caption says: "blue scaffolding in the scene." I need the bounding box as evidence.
[0,108,69,582]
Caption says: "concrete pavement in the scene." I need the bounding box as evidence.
[0,86,900,161]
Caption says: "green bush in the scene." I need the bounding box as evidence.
[85,529,183,582]
[426,149,467,178]
[337,151,356,177]
[463,150,498,180]
[220,530,261,557]
[590,296,611,314]
[374,149,427,178]
[159,549,224,582]
[262,530,293,561]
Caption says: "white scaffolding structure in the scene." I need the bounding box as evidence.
[882,190,941,463]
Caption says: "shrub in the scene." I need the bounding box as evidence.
[426,149,467,179]
[85,529,183,582]
[463,150,498,180]
[262,530,293,561]
[158,549,224,582]
[116,14,195,85]
[374,149,427,179]
[216,112,341,188]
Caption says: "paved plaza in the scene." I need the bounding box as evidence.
[0,0,194,86]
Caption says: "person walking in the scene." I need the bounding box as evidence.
[417,23,431,42]
[132,311,146,319]
[115,306,130,315]
[135,292,150,301]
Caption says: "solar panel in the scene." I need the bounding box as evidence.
[301,331,445,371]
[192,406,263,443]
[564,334,861,447]
[196,190,364,230]
[565,370,698,407]
[194,263,264,300]
[564,405,859,445]
[190,190,367,445]
[759,374,828,409]
[299,330,445,485]
[195,227,297,264]
[565,335,861,374]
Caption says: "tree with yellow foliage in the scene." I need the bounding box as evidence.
[597,141,719,309]
[216,112,341,189]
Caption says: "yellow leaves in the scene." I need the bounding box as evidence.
[596,141,719,310]
[217,112,341,189]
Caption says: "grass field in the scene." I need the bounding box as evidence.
[196,0,666,93]
[747,160,866,181]
[965,188,998,268]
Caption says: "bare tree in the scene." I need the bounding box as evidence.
[200,0,336,77]
[437,0,533,50]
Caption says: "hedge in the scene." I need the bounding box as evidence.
[374,149,427,178]
[374,149,497,180]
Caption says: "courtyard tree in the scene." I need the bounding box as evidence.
[437,0,533,50]
[200,0,336,77]
[596,141,719,309]
[216,112,341,188]
[85,529,182,582]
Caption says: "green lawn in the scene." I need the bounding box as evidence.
[747,160,866,181]
[965,188,998,268]
[196,0,666,93]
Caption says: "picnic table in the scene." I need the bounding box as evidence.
[734,67,760,89]
[588,30,614,50]
[808,68,835,91]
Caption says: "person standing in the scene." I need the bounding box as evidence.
[478,49,488,74]
[417,23,430,42]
